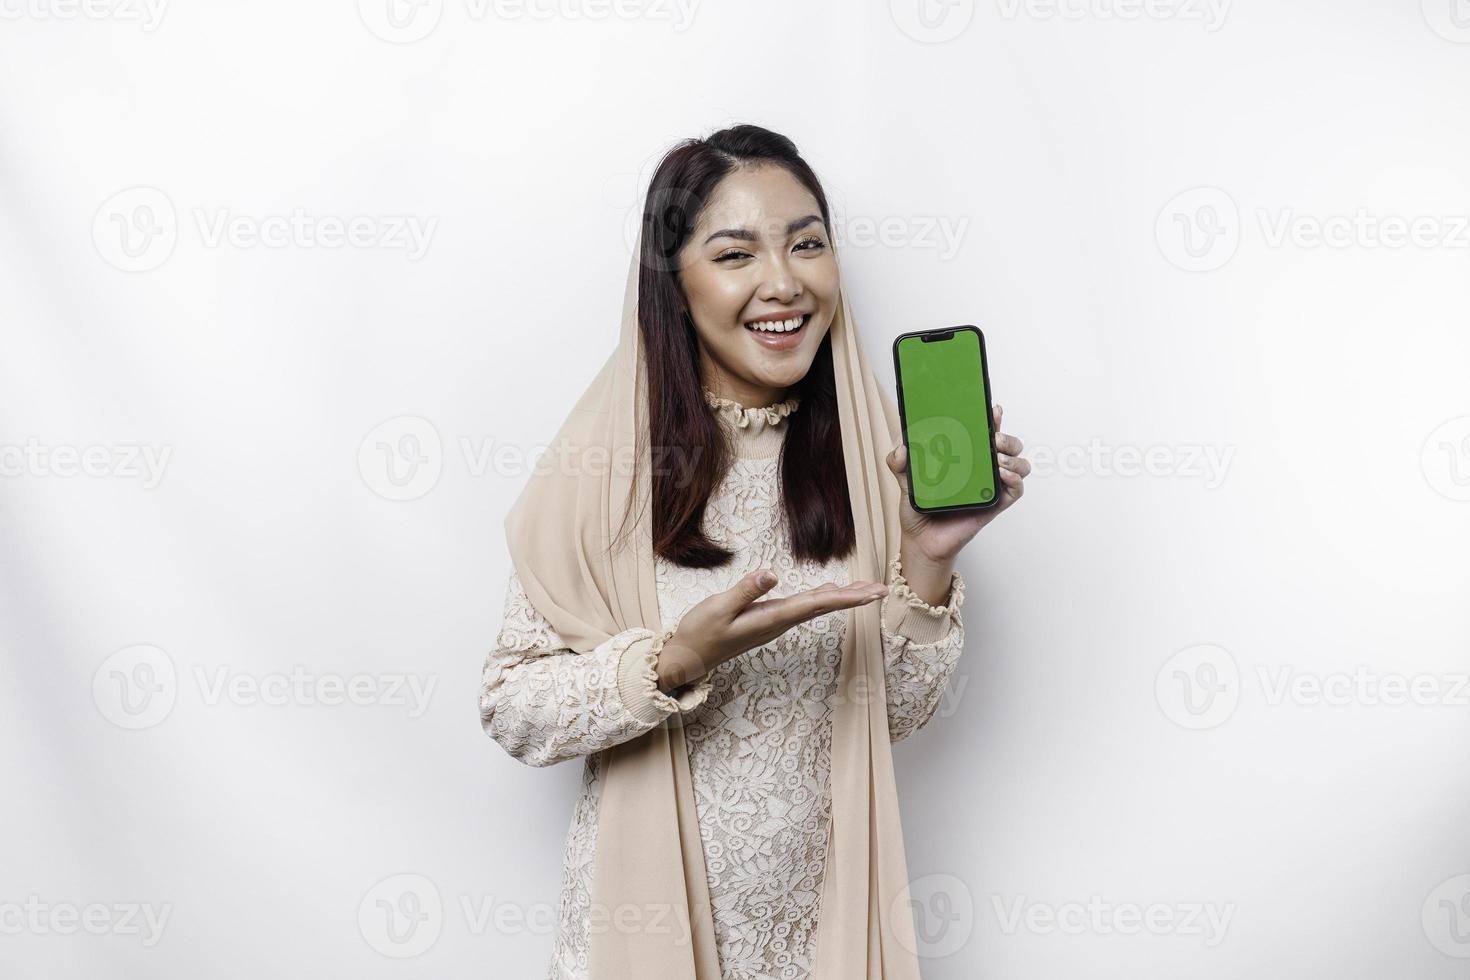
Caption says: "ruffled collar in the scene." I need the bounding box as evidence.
[702,387,802,428]
[702,386,801,460]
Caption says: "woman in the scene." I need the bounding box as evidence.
[480,124,1029,980]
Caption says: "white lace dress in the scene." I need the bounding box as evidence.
[480,389,968,980]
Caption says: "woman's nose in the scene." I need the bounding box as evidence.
[758,257,801,302]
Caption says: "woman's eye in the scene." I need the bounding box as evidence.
[714,237,825,263]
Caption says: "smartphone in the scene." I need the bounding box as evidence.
[891,325,1001,513]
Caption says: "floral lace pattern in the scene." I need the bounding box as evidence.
[481,416,966,980]
[879,553,967,742]
[482,597,657,768]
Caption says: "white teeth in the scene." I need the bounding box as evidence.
[746,315,805,333]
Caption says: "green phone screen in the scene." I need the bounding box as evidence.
[894,328,997,511]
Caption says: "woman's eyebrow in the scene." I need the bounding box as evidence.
[703,214,824,245]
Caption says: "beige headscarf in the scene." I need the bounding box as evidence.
[503,216,920,979]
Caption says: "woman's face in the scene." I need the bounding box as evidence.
[677,164,838,408]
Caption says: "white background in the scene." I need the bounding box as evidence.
[3,0,1469,976]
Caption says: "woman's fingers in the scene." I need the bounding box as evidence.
[886,443,910,494]
[743,581,887,634]
[998,452,1031,477]
[998,464,1025,498]
[795,581,886,604]
[721,569,780,615]
[807,582,888,609]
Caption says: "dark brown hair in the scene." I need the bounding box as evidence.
[616,124,855,570]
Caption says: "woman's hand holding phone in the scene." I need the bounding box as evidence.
[887,403,1028,562]
[884,403,1030,607]
[654,571,889,694]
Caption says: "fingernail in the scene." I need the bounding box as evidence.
[760,572,776,586]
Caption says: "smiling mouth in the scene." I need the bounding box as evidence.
[743,313,810,335]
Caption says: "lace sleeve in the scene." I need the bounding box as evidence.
[878,554,967,743]
[479,569,715,767]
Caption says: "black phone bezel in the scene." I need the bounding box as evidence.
[891,324,1002,514]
